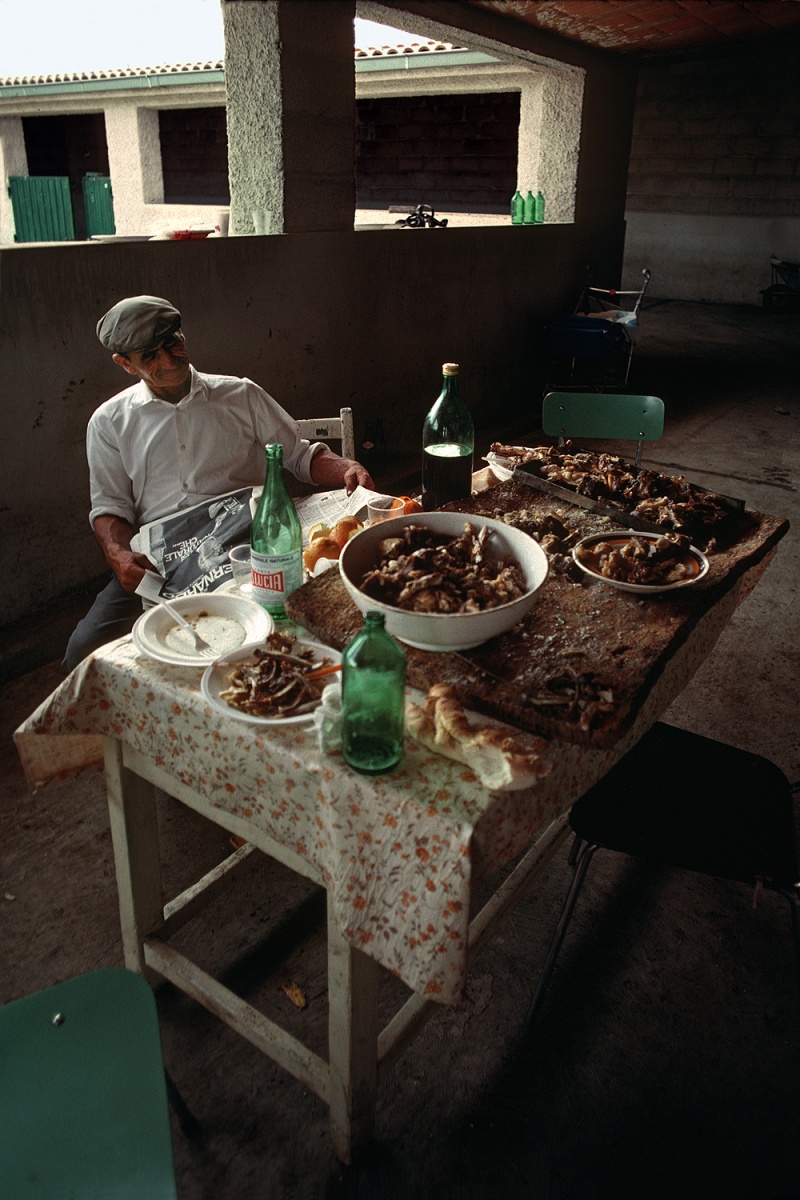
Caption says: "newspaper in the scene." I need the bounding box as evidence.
[131,484,390,598]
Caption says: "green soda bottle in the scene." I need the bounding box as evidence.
[421,362,474,511]
[510,189,524,225]
[534,190,545,224]
[523,189,535,225]
[250,443,303,619]
[342,612,406,775]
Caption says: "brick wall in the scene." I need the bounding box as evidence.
[159,107,230,205]
[627,31,800,218]
[355,92,519,210]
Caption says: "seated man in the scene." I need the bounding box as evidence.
[64,294,374,672]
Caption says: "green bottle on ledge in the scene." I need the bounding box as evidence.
[523,190,535,224]
[511,189,524,225]
[534,190,545,223]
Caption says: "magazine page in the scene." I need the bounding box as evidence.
[132,484,392,598]
[132,489,253,598]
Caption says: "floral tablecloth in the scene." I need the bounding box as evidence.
[14,570,754,1003]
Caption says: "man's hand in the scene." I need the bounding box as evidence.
[93,514,155,593]
[310,448,375,495]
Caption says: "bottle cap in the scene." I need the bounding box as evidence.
[442,363,459,375]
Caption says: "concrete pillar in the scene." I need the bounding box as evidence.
[517,66,582,223]
[104,104,165,234]
[0,116,28,244]
[223,0,356,235]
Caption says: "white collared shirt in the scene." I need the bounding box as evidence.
[87,366,324,528]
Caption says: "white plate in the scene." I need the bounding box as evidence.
[90,234,152,242]
[572,532,709,594]
[132,593,273,666]
[201,639,341,726]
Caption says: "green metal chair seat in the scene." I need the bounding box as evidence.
[0,967,177,1198]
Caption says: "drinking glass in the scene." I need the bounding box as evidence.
[367,496,398,524]
[228,544,252,593]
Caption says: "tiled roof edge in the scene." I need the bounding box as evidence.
[0,60,226,87]
[1,39,467,87]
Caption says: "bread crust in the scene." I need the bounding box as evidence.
[406,685,550,791]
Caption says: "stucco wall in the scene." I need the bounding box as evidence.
[0,218,623,625]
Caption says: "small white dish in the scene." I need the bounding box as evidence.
[132,592,272,666]
[202,639,341,725]
[572,532,709,594]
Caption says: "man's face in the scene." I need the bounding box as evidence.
[113,329,191,402]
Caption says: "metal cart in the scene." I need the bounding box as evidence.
[544,268,652,393]
[761,256,800,311]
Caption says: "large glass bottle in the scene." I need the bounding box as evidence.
[250,443,303,619]
[342,612,406,775]
[421,362,474,511]
[510,189,524,225]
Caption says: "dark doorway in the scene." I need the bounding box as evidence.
[22,113,110,240]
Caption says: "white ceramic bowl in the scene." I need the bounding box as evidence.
[338,511,549,652]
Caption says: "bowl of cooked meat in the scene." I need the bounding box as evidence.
[338,511,549,651]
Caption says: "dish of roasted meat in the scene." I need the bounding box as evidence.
[202,630,341,724]
[358,522,527,614]
[490,441,739,544]
[573,531,709,593]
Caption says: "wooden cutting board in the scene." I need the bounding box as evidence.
[286,480,788,748]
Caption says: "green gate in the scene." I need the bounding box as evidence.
[8,176,75,242]
[82,173,115,237]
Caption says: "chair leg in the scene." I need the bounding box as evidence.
[523,841,600,1034]
[776,886,800,1007]
[165,1069,204,1142]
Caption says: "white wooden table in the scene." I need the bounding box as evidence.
[15,539,782,1161]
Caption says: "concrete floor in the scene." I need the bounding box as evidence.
[2,299,799,1199]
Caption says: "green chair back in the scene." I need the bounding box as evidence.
[0,968,177,1199]
[542,391,664,466]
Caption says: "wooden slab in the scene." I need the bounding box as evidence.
[286,480,788,748]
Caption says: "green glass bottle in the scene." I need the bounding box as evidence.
[523,189,535,225]
[510,189,524,225]
[534,190,545,224]
[421,362,475,511]
[250,443,303,619]
[342,612,406,775]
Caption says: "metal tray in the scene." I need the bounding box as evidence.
[512,457,744,537]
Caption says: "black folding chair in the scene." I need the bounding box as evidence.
[524,723,800,1031]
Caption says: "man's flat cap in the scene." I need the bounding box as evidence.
[97,295,181,354]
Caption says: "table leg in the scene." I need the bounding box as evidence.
[103,738,164,983]
[326,902,380,1164]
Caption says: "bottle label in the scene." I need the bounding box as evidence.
[251,550,303,607]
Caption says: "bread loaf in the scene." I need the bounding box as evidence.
[406,684,550,791]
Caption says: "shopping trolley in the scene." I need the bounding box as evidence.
[544,268,652,393]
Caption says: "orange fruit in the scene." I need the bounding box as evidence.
[307,522,331,543]
[330,515,364,549]
[390,496,423,515]
[303,537,341,571]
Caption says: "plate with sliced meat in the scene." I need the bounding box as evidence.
[201,632,341,725]
[572,531,709,594]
